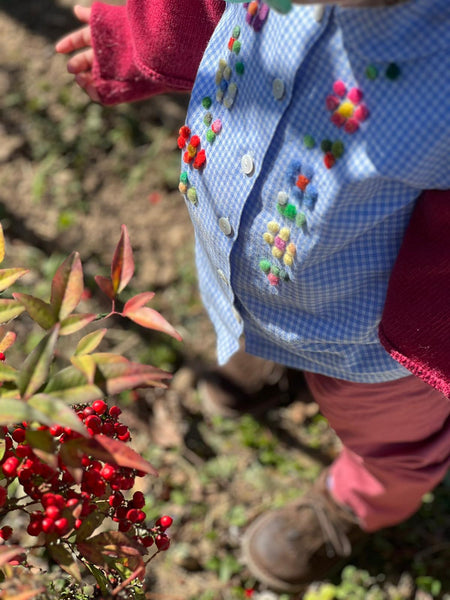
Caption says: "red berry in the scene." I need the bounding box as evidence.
[108,492,124,508]
[0,352,5,361]
[101,421,115,436]
[131,491,145,509]
[75,519,82,529]
[66,498,79,509]
[126,509,140,523]
[85,415,102,434]
[45,505,61,520]
[2,456,19,477]
[92,400,107,415]
[109,406,122,418]
[140,535,154,548]
[15,444,31,458]
[179,125,191,138]
[118,520,131,532]
[118,431,130,442]
[50,424,63,437]
[101,464,116,480]
[11,428,26,443]
[155,534,170,551]
[41,517,55,534]
[83,407,96,418]
[27,520,42,536]
[54,518,69,535]
[157,515,173,530]
[0,526,12,540]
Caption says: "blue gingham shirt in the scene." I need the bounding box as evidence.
[180,0,450,383]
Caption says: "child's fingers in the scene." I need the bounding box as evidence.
[75,72,100,102]
[67,48,94,74]
[73,5,92,24]
[55,25,91,54]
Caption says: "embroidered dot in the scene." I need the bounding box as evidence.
[216,89,224,103]
[223,96,234,109]
[193,149,206,170]
[277,191,289,206]
[365,64,379,80]
[304,186,318,209]
[267,273,280,286]
[228,37,236,51]
[271,265,280,277]
[296,212,306,227]
[284,204,297,220]
[179,125,191,138]
[203,112,213,126]
[283,254,293,267]
[187,144,197,158]
[296,174,310,192]
[206,129,216,143]
[180,171,189,184]
[215,70,224,85]
[223,66,232,81]
[274,236,286,251]
[267,221,280,234]
[228,83,238,99]
[347,87,363,104]
[187,187,198,204]
[235,62,245,75]
[219,58,227,71]
[183,151,193,164]
[385,63,401,80]
[303,135,316,149]
[336,100,354,119]
[202,97,212,109]
[344,118,359,134]
[331,140,344,159]
[248,1,259,17]
[232,25,241,39]
[280,270,289,281]
[178,182,188,194]
[321,139,332,153]
[232,40,241,55]
[286,243,296,256]
[212,119,222,134]
[190,136,200,148]
[354,104,369,122]
[324,152,336,169]
[272,247,283,259]
[331,112,346,128]
[177,136,187,149]
[279,227,290,242]
[333,80,347,97]
[263,232,274,244]
[260,259,271,273]
[326,95,340,111]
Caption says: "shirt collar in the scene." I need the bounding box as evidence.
[335,0,450,62]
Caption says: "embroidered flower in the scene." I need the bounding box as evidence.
[326,80,369,134]
[244,1,270,32]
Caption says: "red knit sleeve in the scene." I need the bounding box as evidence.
[90,0,224,105]
[379,189,450,398]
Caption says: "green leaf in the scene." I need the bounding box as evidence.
[0,363,18,383]
[0,399,46,426]
[111,224,134,295]
[75,329,107,356]
[50,252,84,320]
[28,394,88,435]
[75,509,106,542]
[0,268,29,292]
[44,365,102,404]
[0,298,26,323]
[25,429,58,469]
[48,544,82,581]
[70,355,97,384]
[17,325,60,399]
[59,312,96,336]
[13,293,56,329]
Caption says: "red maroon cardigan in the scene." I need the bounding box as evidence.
[90,0,450,397]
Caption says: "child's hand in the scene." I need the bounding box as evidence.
[55,5,100,102]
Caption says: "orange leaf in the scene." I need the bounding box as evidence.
[111,225,134,295]
[124,306,182,341]
[0,331,16,353]
[95,275,115,300]
[0,545,25,566]
[50,252,84,320]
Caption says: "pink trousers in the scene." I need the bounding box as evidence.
[303,372,450,532]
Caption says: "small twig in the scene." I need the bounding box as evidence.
[145,594,184,600]
[414,542,450,561]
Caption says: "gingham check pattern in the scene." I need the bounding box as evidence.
[182,0,450,382]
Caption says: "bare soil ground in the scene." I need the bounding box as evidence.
[0,1,449,599]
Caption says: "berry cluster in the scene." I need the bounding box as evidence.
[0,400,172,555]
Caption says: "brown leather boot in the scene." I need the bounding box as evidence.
[242,471,367,593]
[197,348,309,417]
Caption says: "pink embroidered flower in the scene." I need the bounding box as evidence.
[326,80,369,134]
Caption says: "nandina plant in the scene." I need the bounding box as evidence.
[0,224,181,599]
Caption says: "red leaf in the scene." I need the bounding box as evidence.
[94,275,115,300]
[111,224,134,295]
[92,434,158,476]
[124,306,182,341]
[122,292,155,313]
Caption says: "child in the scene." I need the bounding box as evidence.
[56,0,450,592]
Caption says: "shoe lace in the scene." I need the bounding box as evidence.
[296,500,353,559]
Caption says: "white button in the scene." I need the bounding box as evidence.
[314,4,325,22]
[218,217,233,236]
[241,154,255,176]
[217,269,229,284]
[272,78,285,100]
